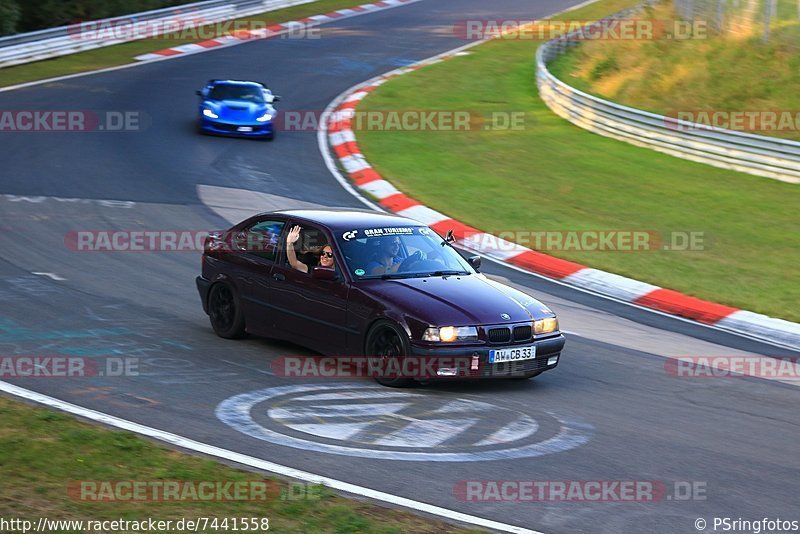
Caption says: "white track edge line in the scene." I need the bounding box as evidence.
[317,24,514,210]
[0,0,427,94]
[0,380,540,534]
[318,82,385,210]
[315,0,800,354]
[474,251,800,353]
[317,0,603,209]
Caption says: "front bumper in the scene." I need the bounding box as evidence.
[196,276,211,314]
[408,333,565,379]
[199,118,274,137]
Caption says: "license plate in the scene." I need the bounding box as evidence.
[237,126,253,132]
[489,345,536,363]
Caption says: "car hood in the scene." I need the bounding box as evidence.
[362,274,555,326]
[204,100,272,121]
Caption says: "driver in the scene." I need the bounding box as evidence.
[366,236,403,275]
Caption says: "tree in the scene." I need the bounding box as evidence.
[0,0,21,36]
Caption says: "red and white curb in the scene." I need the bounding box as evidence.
[134,0,421,61]
[324,55,800,351]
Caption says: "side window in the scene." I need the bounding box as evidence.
[243,219,285,261]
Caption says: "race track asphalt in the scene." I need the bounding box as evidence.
[1,1,798,532]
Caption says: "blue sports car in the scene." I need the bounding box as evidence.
[196,79,280,140]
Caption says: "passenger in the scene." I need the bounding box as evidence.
[286,225,335,273]
[366,237,403,275]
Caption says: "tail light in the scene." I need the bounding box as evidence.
[202,232,228,269]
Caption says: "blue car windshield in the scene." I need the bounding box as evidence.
[208,84,265,103]
[335,226,475,279]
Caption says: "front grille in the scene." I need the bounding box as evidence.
[213,123,262,132]
[513,325,532,341]
[487,324,532,343]
[488,327,511,343]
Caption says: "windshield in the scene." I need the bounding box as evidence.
[335,226,475,279]
[208,84,265,103]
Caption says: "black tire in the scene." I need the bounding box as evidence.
[207,282,246,339]
[366,320,414,388]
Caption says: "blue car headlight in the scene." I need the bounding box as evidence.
[256,112,273,122]
[203,108,218,119]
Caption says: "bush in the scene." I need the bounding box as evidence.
[589,54,619,81]
[16,0,193,33]
[0,0,21,36]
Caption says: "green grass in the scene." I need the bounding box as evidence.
[355,0,800,321]
[0,395,479,533]
[0,0,364,88]
[548,1,800,140]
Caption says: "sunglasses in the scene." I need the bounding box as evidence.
[321,251,334,258]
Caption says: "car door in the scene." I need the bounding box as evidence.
[223,217,286,337]
[268,222,350,354]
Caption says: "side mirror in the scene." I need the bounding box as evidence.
[467,255,481,271]
[445,229,455,243]
[195,90,201,96]
[311,266,337,281]
[273,95,281,102]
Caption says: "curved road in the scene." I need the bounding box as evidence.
[1,0,799,532]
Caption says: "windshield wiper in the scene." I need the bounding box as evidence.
[358,273,418,280]
[379,273,421,279]
[360,271,468,280]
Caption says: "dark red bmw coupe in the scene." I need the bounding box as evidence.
[196,209,565,386]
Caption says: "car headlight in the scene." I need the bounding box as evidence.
[422,326,478,342]
[534,317,559,335]
[256,112,273,122]
[203,108,218,119]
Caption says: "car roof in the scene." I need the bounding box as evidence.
[261,209,425,231]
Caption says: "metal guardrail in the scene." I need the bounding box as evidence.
[535,8,800,184]
[0,0,315,69]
